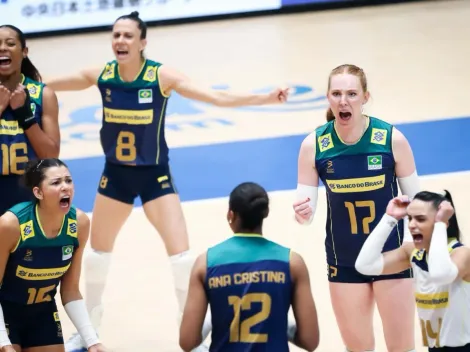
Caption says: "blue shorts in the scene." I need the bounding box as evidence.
[0,176,32,215]
[327,264,413,284]
[97,161,177,205]
[2,300,63,348]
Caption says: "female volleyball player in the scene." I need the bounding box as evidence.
[180,182,319,352]
[45,11,288,351]
[0,158,106,352]
[0,25,60,215]
[293,64,420,352]
[356,191,470,351]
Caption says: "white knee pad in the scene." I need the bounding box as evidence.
[85,249,112,283]
[170,250,197,311]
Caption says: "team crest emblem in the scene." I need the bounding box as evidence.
[318,133,334,152]
[370,128,387,145]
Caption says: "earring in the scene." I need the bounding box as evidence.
[228,219,232,224]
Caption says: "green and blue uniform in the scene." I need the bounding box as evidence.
[0,201,79,348]
[315,116,412,283]
[0,75,44,214]
[96,59,176,204]
[205,234,292,352]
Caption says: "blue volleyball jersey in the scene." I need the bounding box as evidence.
[97,59,170,166]
[0,75,44,175]
[0,202,79,305]
[315,116,403,267]
[205,234,292,352]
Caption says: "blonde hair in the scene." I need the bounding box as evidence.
[326,64,368,122]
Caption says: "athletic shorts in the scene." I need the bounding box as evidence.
[327,263,413,284]
[97,161,177,205]
[2,300,63,348]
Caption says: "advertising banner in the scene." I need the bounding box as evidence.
[282,0,352,5]
[0,0,281,34]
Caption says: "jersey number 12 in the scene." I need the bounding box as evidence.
[229,293,271,343]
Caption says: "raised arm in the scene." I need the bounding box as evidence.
[355,196,415,276]
[179,253,208,352]
[290,251,319,351]
[45,68,102,92]
[60,210,102,349]
[0,213,22,349]
[24,86,60,158]
[158,65,288,108]
[428,201,470,285]
[293,133,319,225]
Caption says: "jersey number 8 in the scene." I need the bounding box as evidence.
[116,131,137,162]
[228,293,271,343]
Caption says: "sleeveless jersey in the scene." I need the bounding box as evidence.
[97,59,170,166]
[0,202,79,305]
[205,234,292,352]
[411,239,470,348]
[0,75,44,176]
[315,116,403,267]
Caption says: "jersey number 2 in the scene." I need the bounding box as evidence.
[27,284,56,305]
[1,143,28,175]
[229,293,271,343]
[344,200,376,234]
[116,131,136,162]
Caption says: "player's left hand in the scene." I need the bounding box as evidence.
[9,84,28,110]
[88,343,108,352]
[386,195,410,220]
[435,200,454,223]
[266,87,289,104]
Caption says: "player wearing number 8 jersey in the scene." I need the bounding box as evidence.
[46,11,289,352]
[356,191,470,351]
[180,182,319,352]
[0,158,106,352]
[293,65,421,352]
[0,25,60,216]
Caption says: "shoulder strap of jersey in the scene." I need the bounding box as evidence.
[22,75,45,106]
[314,120,335,159]
[98,60,118,83]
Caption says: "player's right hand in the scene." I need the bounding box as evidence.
[0,85,11,114]
[293,198,312,224]
[386,195,410,220]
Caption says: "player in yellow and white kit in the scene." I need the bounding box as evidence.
[356,191,470,351]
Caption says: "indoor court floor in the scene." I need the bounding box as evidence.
[25,0,470,350]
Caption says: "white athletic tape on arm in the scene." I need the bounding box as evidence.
[355,214,398,276]
[428,222,459,285]
[64,299,100,348]
[398,171,420,242]
[295,184,318,225]
[0,304,11,347]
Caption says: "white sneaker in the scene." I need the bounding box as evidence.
[65,332,87,352]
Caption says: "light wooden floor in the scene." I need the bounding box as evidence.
[26,0,470,350]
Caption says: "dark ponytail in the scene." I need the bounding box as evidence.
[0,25,42,82]
[326,107,335,122]
[413,190,462,242]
